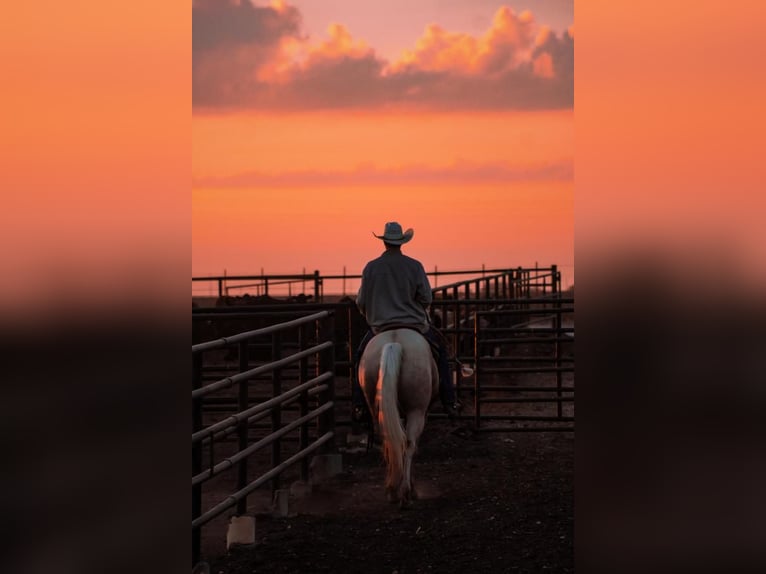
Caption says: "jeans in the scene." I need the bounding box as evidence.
[351,326,455,410]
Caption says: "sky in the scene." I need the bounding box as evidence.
[192,0,574,291]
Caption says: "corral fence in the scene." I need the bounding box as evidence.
[192,310,337,565]
[191,265,566,304]
[428,265,574,431]
[192,266,573,428]
[471,297,575,431]
[191,266,573,563]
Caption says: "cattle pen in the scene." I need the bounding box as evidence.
[191,265,574,570]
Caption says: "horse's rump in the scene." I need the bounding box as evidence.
[359,329,436,414]
[358,328,437,505]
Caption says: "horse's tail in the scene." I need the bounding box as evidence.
[377,341,406,491]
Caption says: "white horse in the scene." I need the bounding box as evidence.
[358,328,438,506]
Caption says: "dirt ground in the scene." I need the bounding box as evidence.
[204,418,573,574]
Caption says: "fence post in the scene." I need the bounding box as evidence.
[555,301,563,419]
[192,353,203,566]
[348,303,363,404]
[270,331,282,492]
[236,341,250,515]
[512,267,517,298]
[298,323,310,481]
[552,264,559,295]
[473,314,481,430]
[452,285,460,362]
[524,268,530,298]
[313,270,321,303]
[317,314,336,452]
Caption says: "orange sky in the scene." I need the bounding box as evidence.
[192,3,574,290]
[193,180,572,272]
[192,109,573,284]
[193,111,572,177]
[2,0,765,316]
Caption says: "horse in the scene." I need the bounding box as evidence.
[358,328,438,506]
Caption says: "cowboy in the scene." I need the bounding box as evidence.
[352,221,461,423]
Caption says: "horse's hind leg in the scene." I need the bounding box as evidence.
[400,411,426,506]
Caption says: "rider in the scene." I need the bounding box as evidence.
[352,221,460,423]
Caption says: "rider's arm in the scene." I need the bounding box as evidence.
[356,267,368,317]
[414,264,433,310]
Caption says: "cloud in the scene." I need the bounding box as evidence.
[192,0,303,105]
[192,2,573,111]
[192,159,574,188]
[533,23,574,84]
[193,0,302,56]
[386,7,538,76]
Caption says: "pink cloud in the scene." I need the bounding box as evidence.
[193,2,573,111]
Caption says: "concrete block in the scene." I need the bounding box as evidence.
[272,489,290,517]
[226,515,255,549]
[309,453,343,484]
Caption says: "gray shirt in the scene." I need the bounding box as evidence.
[356,249,433,333]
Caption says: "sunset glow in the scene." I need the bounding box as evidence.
[192,1,574,288]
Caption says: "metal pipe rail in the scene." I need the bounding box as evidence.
[193,266,557,286]
[479,328,574,335]
[192,401,334,487]
[472,295,574,432]
[431,271,515,295]
[192,342,332,399]
[192,309,337,566]
[477,307,575,316]
[199,384,327,444]
[192,372,332,444]
[192,310,331,353]
[192,265,561,301]
[424,270,564,418]
[192,303,351,316]
[192,432,334,529]
[468,297,573,304]
[480,366,574,374]
[480,336,574,344]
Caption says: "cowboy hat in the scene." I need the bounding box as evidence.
[372,221,414,245]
